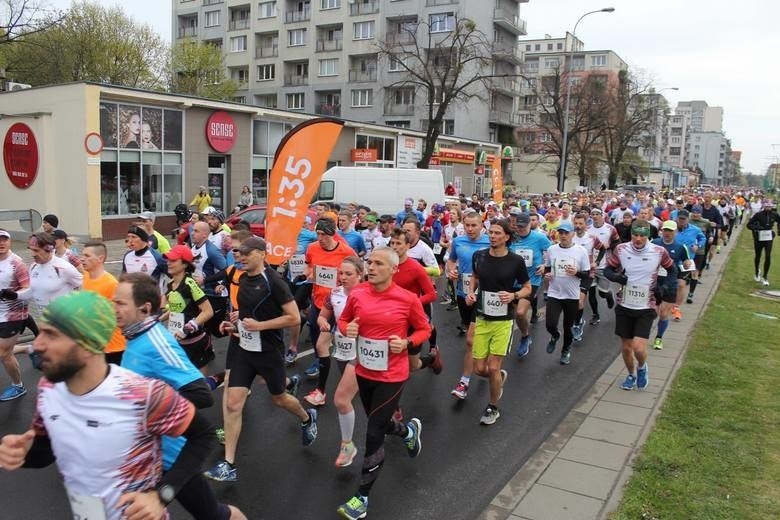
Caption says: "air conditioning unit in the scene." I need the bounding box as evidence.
[7,82,32,91]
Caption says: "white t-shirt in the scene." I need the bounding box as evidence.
[0,252,29,322]
[28,256,83,315]
[545,243,590,300]
[407,240,438,269]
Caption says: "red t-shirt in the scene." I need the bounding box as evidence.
[393,258,436,305]
[338,282,431,383]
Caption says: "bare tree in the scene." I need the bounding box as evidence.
[0,0,62,45]
[376,15,520,168]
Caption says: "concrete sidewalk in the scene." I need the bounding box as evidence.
[479,231,738,520]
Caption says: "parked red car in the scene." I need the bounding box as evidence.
[226,205,266,237]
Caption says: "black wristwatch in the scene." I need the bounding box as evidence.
[156,483,175,506]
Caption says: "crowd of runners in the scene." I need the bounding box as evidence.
[0,186,777,519]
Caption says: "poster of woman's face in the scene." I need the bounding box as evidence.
[164,110,183,151]
[141,108,162,150]
[99,103,117,148]
[119,105,142,149]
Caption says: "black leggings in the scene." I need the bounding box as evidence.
[545,298,579,351]
[754,239,773,278]
[356,376,406,497]
[174,473,231,520]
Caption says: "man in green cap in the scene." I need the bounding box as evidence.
[0,291,222,520]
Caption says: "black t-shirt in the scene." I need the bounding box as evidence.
[472,249,529,320]
[236,266,294,351]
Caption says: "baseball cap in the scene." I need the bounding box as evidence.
[164,245,194,263]
[364,214,378,223]
[691,204,703,214]
[138,211,156,222]
[238,236,267,255]
[202,206,224,221]
[557,221,574,233]
[677,209,690,219]
[514,213,531,227]
[661,220,677,231]
[0,229,10,239]
[52,229,68,240]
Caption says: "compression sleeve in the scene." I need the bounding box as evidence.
[158,411,216,495]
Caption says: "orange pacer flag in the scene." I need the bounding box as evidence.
[265,118,344,264]
[491,155,503,203]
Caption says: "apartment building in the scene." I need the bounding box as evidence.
[675,100,723,133]
[684,131,732,185]
[172,0,529,145]
[663,113,688,169]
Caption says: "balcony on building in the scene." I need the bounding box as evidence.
[202,0,223,5]
[315,91,342,117]
[349,0,379,16]
[493,6,527,35]
[492,41,523,64]
[316,25,343,52]
[348,54,377,82]
[425,0,459,6]
[489,109,520,126]
[384,101,415,116]
[491,76,519,96]
[285,1,311,24]
[255,32,279,58]
[228,6,251,31]
[349,68,377,82]
[283,60,309,86]
[177,15,198,38]
[385,17,418,46]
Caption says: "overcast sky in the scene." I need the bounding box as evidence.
[48,0,780,177]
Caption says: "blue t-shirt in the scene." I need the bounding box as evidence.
[449,234,490,297]
[510,229,552,287]
[651,238,691,272]
[121,322,204,470]
[338,230,367,255]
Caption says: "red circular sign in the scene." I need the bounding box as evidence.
[206,111,237,153]
[3,122,39,189]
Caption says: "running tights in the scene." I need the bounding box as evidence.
[754,240,773,278]
[545,298,579,351]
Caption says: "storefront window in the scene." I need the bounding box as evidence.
[252,156,269,203]
[355,133,395,167]
[251,119,293,205]
[99,101,184,216]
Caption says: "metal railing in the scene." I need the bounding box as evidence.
[255,45,279,58]
[284,74,309,86]
[316,103,341,117]
[285,8,311,23]
[177,26,198,38]
[316,38,343,52]
[202,0,223,5]
[426,0,458,5]
[348,69,377,82]
[491,77,519,94]
[229,18,250,31]
[385,30,415,45]
[492,42,522,62]
[493,8,527,34]
[349,1,379,15]
[489,109,520,126]
[384,102,415,116]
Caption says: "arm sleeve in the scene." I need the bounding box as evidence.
[177,378,214,409]
[204,267,229,285]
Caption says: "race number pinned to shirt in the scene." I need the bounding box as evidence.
[658,266,668,278]
[461,273,472,294]
[67,490,107,520]
[554,259,576,277]
[623,284,650,308]
[433,243,443,255]
[238,321,263,352]
[315,266,338,288]
[289,254,306,277]
[758,230,773,242]
[482,291,508,317]
[167,312,185,336]
[333,332,356,361]
[514,247,533,266]
[357,337,388,371]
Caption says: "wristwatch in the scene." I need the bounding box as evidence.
[156,483,175,506]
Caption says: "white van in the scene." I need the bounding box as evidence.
[313,167,445,215]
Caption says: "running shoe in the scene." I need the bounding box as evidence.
[286,374,300,397]
[203,460,237,482]
[672,306,682,322]
[215,427,226,445]
[304,360,319,379]
[451,381,469,400]
[762,278,770,287]
[285,349,298,366]
[546,337,558,354]
[605,291,615,309]
[637,365,649,390]
[515,335,532,359]
[560,349,571,365]
[716,245,721,254]
[754,274,761,282]
[301,409,318,446]
[456,324,466,335]
[404,418,422,458]
[621,374,637,391]
[0,384,26,401]
[337,496,368,520]
[207,371,226,390]
[479,405,500,425]
[686,294,694,304]
[304,388,326,406]
[572,320,584,342]
[589,314,600,326]
[653,337,664,350]
[446,302,458,311]
[335,441,358,468]
[498,369,508,400]
[428,346,443,375]
[440,294,452,304]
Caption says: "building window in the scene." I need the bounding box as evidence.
[544,58,559,69]
[429,12,455,33]
[591,54,606,66]
[547,43,552,50]
[557,42,563,50]
[286,92,305,110]
[351,89,373,107]
[385,120,410,128]
[388,54,407,72]
[205,10,220,27]
[288,28,306,46]
[318,58,338,76]
[540,132,552,143]
[355,133,395,166]
[525,44,531,51]
[258,1,276,18]
[534,44,540,51]
[254,94,277,107]
[353,21,374,40]
[233,68,249,83]
[321,0,340,8]
[257,64,275,81]
[230,35,247,52]
[393,87,415,105]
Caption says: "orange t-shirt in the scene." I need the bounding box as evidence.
[83,271,127,354]
[305,241,357,309]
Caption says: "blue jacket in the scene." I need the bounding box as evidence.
[196,239,227,297]
[395,209,425,227]
[676,224,706,251]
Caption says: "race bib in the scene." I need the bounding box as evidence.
[759,230,773,242]
[461,273,472,293]
[315,266,338,288]
[357,337,389,371]
[514,247,533,266]
[658,267,668,278]
[680,261,696,272]
[167,312,185,336]
[67,490,106,520]
[433,243,443,255]
[482,291,508,317]
[289,254,306,277]
[333,332,356,361]
[238,321,263,352]
[623,284,650,307]
[554,259,576,277]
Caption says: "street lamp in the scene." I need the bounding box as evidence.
[557,7,615,193]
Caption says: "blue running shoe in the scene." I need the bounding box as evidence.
[284,349,297,366]
[637,365,649,390]
[560,349,571,365]
[203,460,237,482]
[404,418,422,458]
[302,409,318,446]
[621,374,637,391]
[337,495,368,520]
[286,374,300,397]
[0,384,26,401]
[304,360,319,379]
[546,337,558,354]
[516,335,532,359]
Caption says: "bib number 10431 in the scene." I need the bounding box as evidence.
[357,337,388,371]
